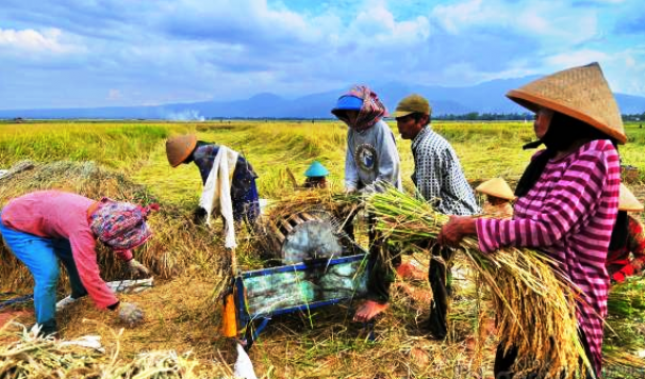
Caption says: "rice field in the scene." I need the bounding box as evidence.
[1,119,644,378]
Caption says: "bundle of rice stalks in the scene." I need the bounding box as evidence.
[0,160,224,294]
[368,188,588,379]
[0,323,230,379]
[603,277,645,369]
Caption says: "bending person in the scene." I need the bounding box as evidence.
[0,190,155,336]
[607,183,645,283]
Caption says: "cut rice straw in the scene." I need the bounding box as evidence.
[367,188,591,379]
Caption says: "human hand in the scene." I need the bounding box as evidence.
[193,207,207,224]
[437,216,476,247]
[118,302,144,327]
[128,259,150,278]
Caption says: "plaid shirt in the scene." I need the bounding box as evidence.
[477,140,621,373]
[411,126,479,216]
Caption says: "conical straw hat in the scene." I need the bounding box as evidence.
[506,62,626,144]
[619,183,643,212]
[166,134,197,167]
[475,178,516,201]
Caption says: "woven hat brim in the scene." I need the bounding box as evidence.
[167,135,197,167]
[507,89,627,145]
[619,184,644,212]
[475,178,516,201]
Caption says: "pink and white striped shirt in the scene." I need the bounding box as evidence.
[476,139,620,374]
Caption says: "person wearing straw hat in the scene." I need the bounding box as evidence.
[438,62,624,378]
[475,178,515,218]
[331,85,403,322]
[0,190,156,336]
[393,93,479,340]
[606,183,645,283]
[166,135,260,226]
[303,160,329,189]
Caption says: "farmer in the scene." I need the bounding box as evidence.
[0,190,155,336]
[475,177,515,218]
[166,135,260,226]
[606,183,645,284]
[393,94,479,339]
[303,160,329,189]
[331,85,402,322]
[438,62,624,378]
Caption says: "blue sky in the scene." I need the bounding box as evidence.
[0,0,644,110]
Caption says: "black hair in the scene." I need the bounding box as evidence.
[409,112,431,126]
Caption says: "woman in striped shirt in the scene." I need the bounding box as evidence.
[438,63,625,378]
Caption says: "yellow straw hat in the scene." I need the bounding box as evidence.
[166,134,197,168]
[506,62,626,144]
[475,178,516,201]
[619,183,644,212]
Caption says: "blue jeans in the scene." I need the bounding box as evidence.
[0,211,87,334]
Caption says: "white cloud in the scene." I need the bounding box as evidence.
[430,0,598,44]
[0,28,79,53]
[544,49,610,68]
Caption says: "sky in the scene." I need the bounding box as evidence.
[0,0,644,110]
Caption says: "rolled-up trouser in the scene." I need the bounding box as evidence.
[427,244,456,339]
[0,213,87,335]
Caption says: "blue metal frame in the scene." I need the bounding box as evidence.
[0,294,33,310]
[234,253,370,348]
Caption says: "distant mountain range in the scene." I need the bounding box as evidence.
[2,76,645,119]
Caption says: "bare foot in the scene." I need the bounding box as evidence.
[353,300,389,322]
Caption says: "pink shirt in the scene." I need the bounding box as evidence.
[1,190,133,309]
[476,140,620,373]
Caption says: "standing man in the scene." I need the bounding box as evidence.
[394,94,479,339]
[331,85,402,322]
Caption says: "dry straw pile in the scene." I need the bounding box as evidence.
[0,322,231,379]
[0,160,223,294]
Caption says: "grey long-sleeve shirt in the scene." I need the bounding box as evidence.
[345,119,401,193]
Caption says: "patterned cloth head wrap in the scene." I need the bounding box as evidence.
[332,85,388,130]
[89,198,159,251]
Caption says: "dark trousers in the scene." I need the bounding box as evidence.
[427,244,455,339]
[494,331,597,379]
[364,213,402,303]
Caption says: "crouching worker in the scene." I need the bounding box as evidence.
[303,161,329,189]
[166,134,260,228]
[0,190,155,336]
[475,178,515,218]
[607,183,645,284]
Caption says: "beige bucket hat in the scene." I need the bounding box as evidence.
[619,183,643,212]
[506,62,626,144]
[475,178,516,201]
[166,134,197,167]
